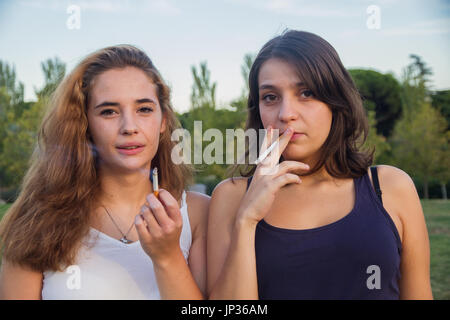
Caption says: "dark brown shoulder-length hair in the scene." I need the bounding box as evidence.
[0,45,193,272]
[230,30,373,179]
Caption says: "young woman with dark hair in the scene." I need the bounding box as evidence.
[207,30,432,300]
[0,45,209,299]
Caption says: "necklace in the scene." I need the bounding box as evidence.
[102,206,135,244]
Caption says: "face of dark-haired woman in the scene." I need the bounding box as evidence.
[258,58,332,164]
[87,66,166,173]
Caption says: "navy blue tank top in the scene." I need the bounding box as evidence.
[248,167,402,299]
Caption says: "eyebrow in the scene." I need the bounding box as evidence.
[259,82,306,91]
[94,98,157,109]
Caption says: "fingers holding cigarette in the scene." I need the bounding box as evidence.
[254,127,294,167]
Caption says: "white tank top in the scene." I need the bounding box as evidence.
[41,191,191,300]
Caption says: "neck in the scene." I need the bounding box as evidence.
[96,166,153,212]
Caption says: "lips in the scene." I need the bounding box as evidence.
[290,132,305,141]
[279,130,305,136]
[116,142,145,149]
[116,142,145,155]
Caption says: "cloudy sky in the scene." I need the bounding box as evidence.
[0,0,449,112]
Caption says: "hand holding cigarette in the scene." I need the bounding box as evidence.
[135,168,183,262]
[236,126,310,226]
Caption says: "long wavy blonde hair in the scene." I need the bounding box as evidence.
[0,45,192,272]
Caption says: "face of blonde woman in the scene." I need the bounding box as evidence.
[87,66,166,173]
[257,58,332,164]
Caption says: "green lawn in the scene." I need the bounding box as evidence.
[0,200,449,299]
[421,200,450,299]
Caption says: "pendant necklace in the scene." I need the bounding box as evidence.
[102,206,135,244]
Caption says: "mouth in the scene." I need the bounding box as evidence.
[116,143,145,155]
[290,132,305,141]
[116,143,145,150]
[278,130,305,142]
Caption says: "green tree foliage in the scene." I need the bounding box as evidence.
[179,55,255,192]
[190,61,216,110]
[390,102,448,199]
[431,90,450,129]
[390,55,449,199]
[0,61,24,107]
[362,110,391,164]
[400,54,432,118]
[35,57,66,99]
[349,69,402,138]
[0,58,65,192]
[0,61,28,189]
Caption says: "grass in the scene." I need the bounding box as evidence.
[421,200,450,299]
[0,200,449,299]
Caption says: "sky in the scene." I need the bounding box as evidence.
[0,0,449,113]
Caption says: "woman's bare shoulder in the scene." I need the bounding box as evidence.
[211,177,249,199]
[209,177,250,224]
[371,165,417,196]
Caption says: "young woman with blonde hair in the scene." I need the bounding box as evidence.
[0,45,209,299]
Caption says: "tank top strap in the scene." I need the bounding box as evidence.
[179,190,192,259]
[360,169,402,251]
[181,190,187,207]
[370,166,383,204]
[246,176,253,191]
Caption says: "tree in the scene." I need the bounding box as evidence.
[362,110,391,164]
[0,61,28,189]
[400,54,432,118]
[390,102,448,198]
[349,69,402,138]
[0,61,24,107]
[431,90,450,129]
[0,57,65,191]
[190,61,217,110]
[178,55,256,193]
[35,57,66,99]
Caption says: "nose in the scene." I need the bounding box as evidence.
[120,111,139,135]
[278,95,299,123]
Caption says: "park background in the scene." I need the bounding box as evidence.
[0,0,449,298]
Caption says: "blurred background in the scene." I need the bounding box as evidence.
[0,0,449,298]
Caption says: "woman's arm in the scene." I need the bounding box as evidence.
[0,260,43,299]
[186,191,210,296]
[207,178,259,299]
[378,165,433,299]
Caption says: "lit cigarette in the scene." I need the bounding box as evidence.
[254,140,279,165]
[152,167,159,197]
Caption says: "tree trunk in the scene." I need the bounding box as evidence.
[423,176,429,199]
[441,182,448,200]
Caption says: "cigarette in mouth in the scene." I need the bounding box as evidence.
[152,167,159,197]
[254,140,279,165]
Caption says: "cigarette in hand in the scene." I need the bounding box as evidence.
[254,140,279,165]
[152,167,159,197]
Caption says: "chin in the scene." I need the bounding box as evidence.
[282,151,312,164]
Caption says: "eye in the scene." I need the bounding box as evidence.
[139,106,154,113]
[261,94,279,104]
[100,109,116,116]
[300,90,314,98]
